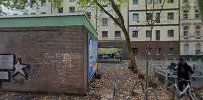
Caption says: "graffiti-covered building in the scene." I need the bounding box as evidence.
[0,15,98,94]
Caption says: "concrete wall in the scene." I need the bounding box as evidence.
[0,26,88,94]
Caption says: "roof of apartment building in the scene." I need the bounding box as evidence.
[0,14,97,37]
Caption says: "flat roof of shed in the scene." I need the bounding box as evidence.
[0,14,97,37]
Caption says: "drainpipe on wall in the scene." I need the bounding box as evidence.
[96,9,98,31]
[127,0,129,33]
[178,0,181,59]
[51,0,53,14]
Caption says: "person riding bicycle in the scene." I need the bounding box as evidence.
[176,57,194,92]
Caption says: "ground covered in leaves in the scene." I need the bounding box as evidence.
[85,63,172,100]
[1,63,175,100]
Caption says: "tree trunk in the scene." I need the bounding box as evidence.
[94,0,138,73]
[120,25,138,73]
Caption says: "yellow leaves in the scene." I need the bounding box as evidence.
[19,0,27,4]
[77,0,89,7]
[116,0,128,8]
[52,0,62,8]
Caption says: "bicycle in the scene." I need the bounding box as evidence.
[166,78,201,100]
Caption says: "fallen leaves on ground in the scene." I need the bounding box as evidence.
[1,63,175,100]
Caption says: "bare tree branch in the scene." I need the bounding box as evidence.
[145,0,167,25]
[109,0,125,25]
[94,0,122,27]
[145,0,167,89]
[152,0,166,25]
[93,0,138,73]
[145,0,150,25]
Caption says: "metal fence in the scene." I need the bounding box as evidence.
[135,57,203,88]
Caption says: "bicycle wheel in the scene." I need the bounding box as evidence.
[189,89,199,100]
[166,81,177,94]
[165,85,179,100]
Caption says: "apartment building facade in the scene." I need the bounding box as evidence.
[23,0,180,60]
[128,0,180,60]
[180,0,203,60]
[23,1,52,15]
[25,0,97,29]
[21,0,202,60]
[96,5,129,59]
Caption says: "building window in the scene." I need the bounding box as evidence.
[86,12,91,19]
[196,31,200,39]
[154,0,162,3]
[146,13,153,21]
[69,7,75,13]
[58,7,63,13]
[156,48,161,55]
[183,26,189,39]
[195,25,201,39]
[132,30,138,38]
[102,31,108,38]
[41,0,46,6]
[183,0,188,3]
[115,31,121,39]
[195,9,200,19]
[183,31,188,37]
[183,31,188,39]
[70,0,75,1]
[146,30,151,38]
[31,12,36,15]
[183,10,188,19]
[23,13,28,15]
[168,48,174,55]
[167,0,174,3]
[133,13,139,21]
[156,30,160,40]
[195,43,201,55]
[183,43,189,55]
[102,18,108,26]
[146,48,152,55]
[132,48,138,55]
[133,0,138,4]
[195,25,201,30]
[41,12,46,14]
[168,30,174,37]
[156,13,160,23]
[167,12,174,20]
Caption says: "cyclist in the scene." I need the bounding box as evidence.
[176,57,194,95]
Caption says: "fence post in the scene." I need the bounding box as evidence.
[113,83,116,97]
[165,66,168,87]
[199,59,201,65]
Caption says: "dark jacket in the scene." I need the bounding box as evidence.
[177,62,194,80]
